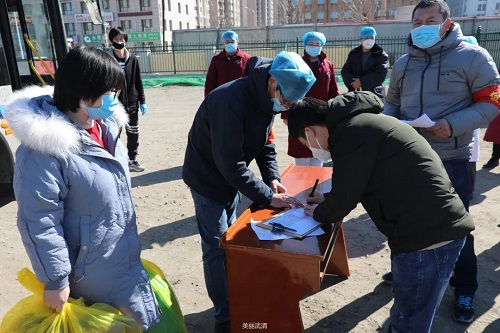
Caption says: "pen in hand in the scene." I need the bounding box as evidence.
[309,178,319,197]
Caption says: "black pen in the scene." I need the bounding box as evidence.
[309,178,319,197]
[269,222,297,233]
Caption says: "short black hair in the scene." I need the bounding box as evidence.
[54,45,124,113]
[108,27,128,43]
[287,98,328,139]
[412,0,450,21]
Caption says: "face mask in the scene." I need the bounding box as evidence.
[306,131,331,163]
[411,23,443,49]
[225,43,237,53]
[87,94,118,120]
[305,46,322,57]
[362,39,375,49]
[113,41,125,50]
[271,97,287,113]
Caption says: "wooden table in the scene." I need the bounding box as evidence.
[219,164,350,332]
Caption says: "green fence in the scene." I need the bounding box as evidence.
[130,30,500,75]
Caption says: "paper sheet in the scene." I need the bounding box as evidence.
[250,219,324,241]
[402,114,436,128]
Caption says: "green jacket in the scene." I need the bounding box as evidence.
[313,92,474,253]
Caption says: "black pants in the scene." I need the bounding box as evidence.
[126,110,139,161]
[491,143,500,159]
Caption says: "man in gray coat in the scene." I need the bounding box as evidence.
[384,0,500,323]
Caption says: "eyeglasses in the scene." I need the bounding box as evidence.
[111,89,121,99]
[278,89,294,109]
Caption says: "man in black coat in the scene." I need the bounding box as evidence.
[341,26,389,101]
[287,92,474,333]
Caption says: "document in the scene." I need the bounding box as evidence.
[255,208,324,239]
[402,114,436,128]
[250,218,324,241]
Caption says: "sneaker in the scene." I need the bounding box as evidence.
[453,295,475,323]
[129,160,145,172]
[381,272,393,286]
[482,157,499,169]
[213,320,230,333]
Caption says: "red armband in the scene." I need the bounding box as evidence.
[472,85,500,109]
[266,127,275,145]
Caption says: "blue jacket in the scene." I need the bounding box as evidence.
[4,86,160,330]
[183,56,280,206]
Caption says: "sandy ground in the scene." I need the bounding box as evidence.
[0,85,499,333]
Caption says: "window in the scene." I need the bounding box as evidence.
[179,21,182,30]
[65,23,75,35]
[120,20,132,30]
[61,2,72,15]
[318,0,325,4]
[330,11,338,18]
[169,20,173,31]
[187,22,190,29]
[178,2,181,13]
[142,19,153,31]
[140,0,151,11]
[168,0,171,11]
[318,11,324,19]
[83,22,94,34]
[482,4,486,10]
[80,2,88,13]
[119,0,130,12]
[186,4,189,14]
[305,11,312,20]
[331,0,338,3]
[344,10,352,17]
[388,8,395,16]
[102,0,109,10]
[496,2,500,10]
[305,0,311,5]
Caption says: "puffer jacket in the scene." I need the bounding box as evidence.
[384,22,500,161]
[4,86,160,330]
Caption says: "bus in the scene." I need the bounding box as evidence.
[0,0,68,202]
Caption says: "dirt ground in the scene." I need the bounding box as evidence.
[0,85,499,333]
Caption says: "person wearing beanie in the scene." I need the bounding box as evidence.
[287,92,473,333]
[341,26,389,101]
[281,31,340,167]
[204,30,251,97]
[183,51,315,333]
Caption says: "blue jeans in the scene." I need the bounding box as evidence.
[388,237,466,333]
[443,159,478,297]
[190,189,240,324]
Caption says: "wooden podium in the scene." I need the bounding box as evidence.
[219,164,350,333]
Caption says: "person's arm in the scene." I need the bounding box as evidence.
[255,127,281,188]
[340,55,354,90]
[204,57,218,97]
[134,57,146,105]
[383,65,402,119]
[329,63,341,99]
[359,51,389,91]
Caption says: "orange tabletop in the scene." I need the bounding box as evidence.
[220,164,350,333]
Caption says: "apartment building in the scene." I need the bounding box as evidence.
[463,0,500,16]
[208,0,241,28]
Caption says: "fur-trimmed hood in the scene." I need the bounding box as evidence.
[4,85,128,158]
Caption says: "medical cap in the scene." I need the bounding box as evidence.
[269,51,316,102]
[222,30,238,42]
[463,36,478,45]
[302,31,326,47]
[360,27,377,38]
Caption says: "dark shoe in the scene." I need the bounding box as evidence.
[381,272,393,286]
[482,157,499,169]
[453,295,474,323]
[214,320,230,333]
[129,160,145,172]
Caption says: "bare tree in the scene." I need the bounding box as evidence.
[337,0,379,22]
[275,0,305,25]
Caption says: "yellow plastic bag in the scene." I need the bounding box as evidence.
[0,268,142,333]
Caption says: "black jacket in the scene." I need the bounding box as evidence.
[182,56,280,206]
[341,44,389,100]
[313,92,474,253]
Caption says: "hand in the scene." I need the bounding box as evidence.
[306,190,325,205]
[140,104,147,115]
[43,286,70,312]
[428,118,452,138]
[270,193,303,208]
[282,119,288,126]
[304,203,318,216]
[351,78,362,90]
[270,179,286,194]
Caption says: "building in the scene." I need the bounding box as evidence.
[463,0,500,17]
[208,0,241,28]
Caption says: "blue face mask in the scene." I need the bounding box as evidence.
[271,97,287,113]
[411,23,443,49]
[87,94,118,120]
[305,45,322,57]
[225,43,237,53]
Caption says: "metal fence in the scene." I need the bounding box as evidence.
[128,30,500,75]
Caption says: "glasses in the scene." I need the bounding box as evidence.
[111,89,121,99]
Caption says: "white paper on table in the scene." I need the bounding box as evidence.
[250,217,325,241]
[401,114,436,128]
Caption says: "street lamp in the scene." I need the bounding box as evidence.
[244,6,256,27]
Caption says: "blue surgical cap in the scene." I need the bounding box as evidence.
[302,31,326,47]
[269,51,316,102]
[463,36,478,45]
[360,27,377,38]
[222,30,238,42]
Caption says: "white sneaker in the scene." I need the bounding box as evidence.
[129,160,145,172]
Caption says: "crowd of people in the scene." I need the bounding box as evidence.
[2,0,499,332]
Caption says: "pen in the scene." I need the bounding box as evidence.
[309,178,319,197]
[269,222,297,233]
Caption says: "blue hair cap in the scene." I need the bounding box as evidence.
[463,36,478,45]
[269,51,316,102]
[302,31,326,47]
[222,30,238,42]
[360,27,377,38]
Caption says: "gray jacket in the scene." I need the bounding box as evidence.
[384,23,500,161]
[4,86,160,330]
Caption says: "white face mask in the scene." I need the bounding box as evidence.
[362,39,375,49]
[306,130,331,163]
